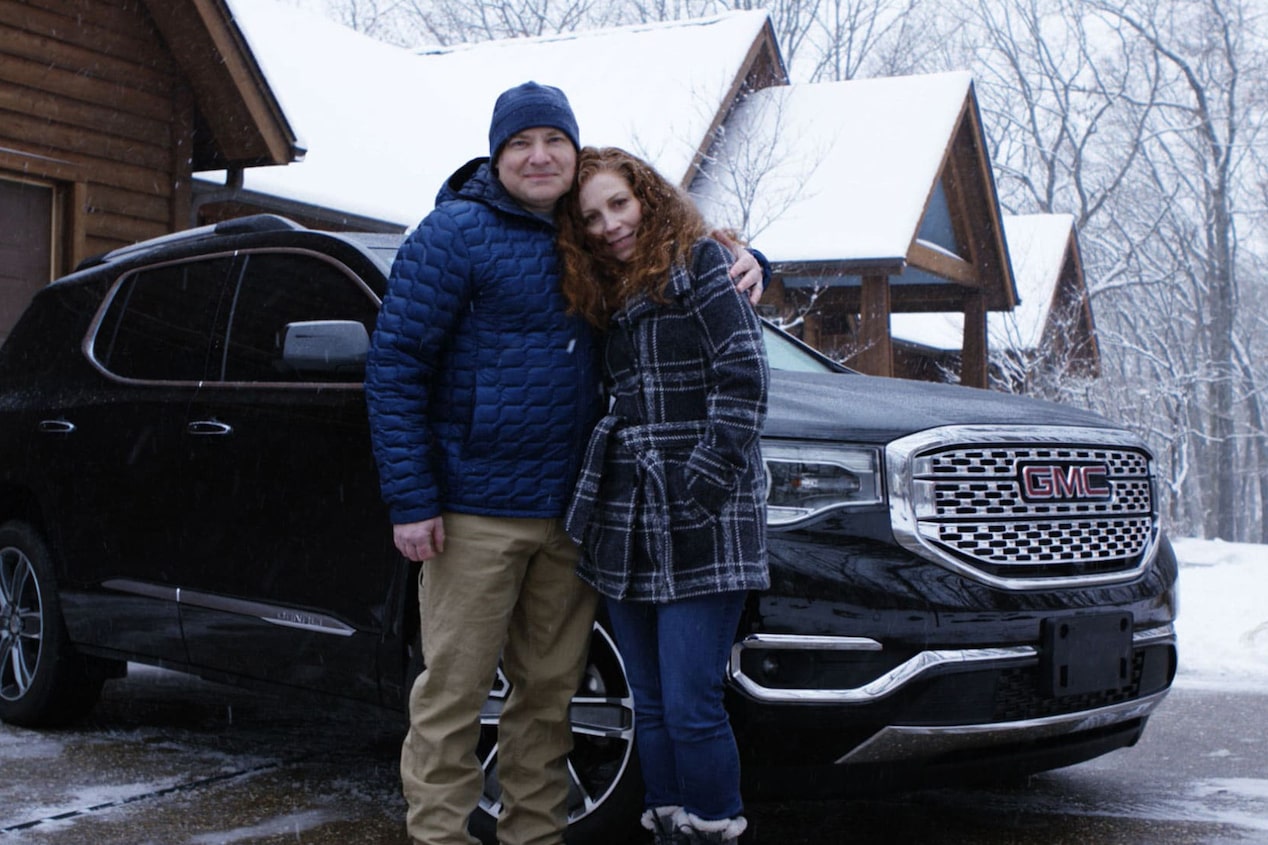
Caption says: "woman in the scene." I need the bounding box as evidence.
[558,147,769,845]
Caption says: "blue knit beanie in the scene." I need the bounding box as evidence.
[488,81,581,161]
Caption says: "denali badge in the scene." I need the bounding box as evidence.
[1019,463,1112,502]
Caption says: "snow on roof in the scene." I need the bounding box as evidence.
[214,0,771,226]
[691,71,973,263]
[890,213,1075,351]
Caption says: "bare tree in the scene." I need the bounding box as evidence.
[690,89,831,239]
[397,0,614,43]
[802,0,927,81]
[920,0,1268,541]
[689,87,837,333]
[1086,0,1267,540]
[300,0,428,45]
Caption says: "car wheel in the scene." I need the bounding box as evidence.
[468,621,642,845]
[0,520,105,726]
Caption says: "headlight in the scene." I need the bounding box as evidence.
[762,441,884,526]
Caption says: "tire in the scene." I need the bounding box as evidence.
[468,621,643,845]
[0,520,105,727]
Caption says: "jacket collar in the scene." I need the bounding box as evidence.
[436,157,558,228]
[613,260,693,326]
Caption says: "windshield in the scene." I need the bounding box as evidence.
[761,323,840,373]
[351,234,840,375]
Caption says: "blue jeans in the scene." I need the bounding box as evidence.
[604,592,746,821]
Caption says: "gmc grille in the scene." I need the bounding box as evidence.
[887,427,1160,589]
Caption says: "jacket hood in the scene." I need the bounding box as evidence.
[437,157,556,228]
[765,369,1116,444]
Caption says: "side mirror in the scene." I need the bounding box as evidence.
[281,320,369,374]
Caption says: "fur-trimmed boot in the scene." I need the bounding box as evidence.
[674,809,748,845]
[641,805,687,845]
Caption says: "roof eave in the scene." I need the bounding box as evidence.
[144,0,304,170]
[679,14,789,187]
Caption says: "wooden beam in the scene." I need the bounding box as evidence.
[953,96,1016,311]
[64,180,87,274]
[859,274,893,377]
[908,241,980,286]
[171,81,195,231]
[143,0,297,167]
[781,282,1001,316]
[961,291,987,388]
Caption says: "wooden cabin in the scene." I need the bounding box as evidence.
[0,0,301,340]
[691,72,1017,389]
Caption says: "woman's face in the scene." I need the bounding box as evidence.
[578,170,643,263]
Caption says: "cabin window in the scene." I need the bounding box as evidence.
[916,178,966,259]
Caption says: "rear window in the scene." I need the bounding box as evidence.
[92,259,230,382]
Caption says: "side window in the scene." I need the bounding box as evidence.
[93,259,229,381]
[221,252,379,383]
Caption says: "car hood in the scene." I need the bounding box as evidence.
[764,369,1117,444]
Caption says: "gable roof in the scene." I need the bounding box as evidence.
[212,0,782,227]
[691,71,1017,313]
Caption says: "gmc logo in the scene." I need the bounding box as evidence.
[1019,463,1112,502]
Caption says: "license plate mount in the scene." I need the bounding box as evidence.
[1040,611,1134,697]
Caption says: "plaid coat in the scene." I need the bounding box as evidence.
[564,238,770,602]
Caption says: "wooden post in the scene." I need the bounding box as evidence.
[802,312,821,350]
[961,292,988,388]
[859,274,892,377]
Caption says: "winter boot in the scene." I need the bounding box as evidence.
[674,809,748,845]
[641,806,687,845]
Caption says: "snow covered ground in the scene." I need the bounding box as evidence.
[1171,537,1268,693]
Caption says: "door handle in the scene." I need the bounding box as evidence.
[187,420,233,436]
[37,419,76,434]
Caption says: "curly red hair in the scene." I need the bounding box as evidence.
[557,147,708,328]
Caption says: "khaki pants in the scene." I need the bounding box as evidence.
[401,513,599,845]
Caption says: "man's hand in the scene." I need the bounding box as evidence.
[712,229,765,305]
[394,517,446,562]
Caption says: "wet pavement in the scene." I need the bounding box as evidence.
[1,666,1264,844]
[1,666,406,844]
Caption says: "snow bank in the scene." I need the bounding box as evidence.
[1173,537,1268,692]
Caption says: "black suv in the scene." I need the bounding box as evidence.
[0,215,1177,842]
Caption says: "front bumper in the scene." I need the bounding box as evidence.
[726,619,1177,774]
[730,624,1174,706]
[838,688,1167,766]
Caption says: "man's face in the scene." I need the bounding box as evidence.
[495,127,578,215]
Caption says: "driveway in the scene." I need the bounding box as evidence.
[1,668,1263,844]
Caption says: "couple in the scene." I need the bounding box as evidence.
[365,81,769,845]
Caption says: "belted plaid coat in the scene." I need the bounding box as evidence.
[564,238,770,603]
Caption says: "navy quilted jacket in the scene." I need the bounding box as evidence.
[365,158,602,524]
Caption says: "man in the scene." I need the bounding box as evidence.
[365,81,763,845]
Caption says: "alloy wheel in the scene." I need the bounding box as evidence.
[0,545,44,703]
[476,623,637,824]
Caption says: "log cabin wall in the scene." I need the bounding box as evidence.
[0,0,193,278]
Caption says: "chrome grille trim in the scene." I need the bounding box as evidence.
[888,425,1161,590]
[727,624,1176,704]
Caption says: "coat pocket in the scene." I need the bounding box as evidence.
[666,460,719,530]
